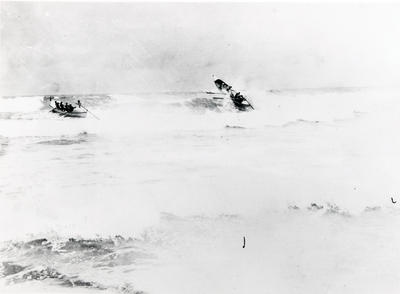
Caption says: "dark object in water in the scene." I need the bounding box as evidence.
[308,203,324,211]
[214,78,254,110]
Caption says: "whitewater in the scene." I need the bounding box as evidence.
[1,88,400,293]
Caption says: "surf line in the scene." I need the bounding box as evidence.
[242,236,246,248]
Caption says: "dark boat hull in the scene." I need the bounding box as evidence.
[51,108,87,118]
[214,79,253,110]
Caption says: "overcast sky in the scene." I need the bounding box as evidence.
[1,2,399,95]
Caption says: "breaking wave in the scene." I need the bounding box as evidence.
[2,88,386,129]
[184,97,221,112]
[2,87,400,293]
[1,204,400,293]
[1,236,153,293]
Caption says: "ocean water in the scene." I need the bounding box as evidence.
[1,88,400,293]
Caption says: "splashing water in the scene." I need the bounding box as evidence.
[1,88,400,293]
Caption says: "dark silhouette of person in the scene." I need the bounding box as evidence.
[234,92,244,103]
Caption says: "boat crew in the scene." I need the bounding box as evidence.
[59,102,65,111]
[77,100,81,108]
[55,101,60,109]
[234,92,244,103]
[67,104,75,112]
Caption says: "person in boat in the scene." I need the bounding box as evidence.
[233,92,244,103]
[55,101,60,109]
[77,100,81,108]
[59,102,65,111]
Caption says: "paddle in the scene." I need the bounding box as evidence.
[48,104,55,112]
[75,104,100,120]
[243,97,255,110]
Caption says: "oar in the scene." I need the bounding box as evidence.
[243,97,255,110]
[75,104,100,120]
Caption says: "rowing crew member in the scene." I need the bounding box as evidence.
[65,103,75,113]
[233,92,244,103]
[55,101,75,112]
[77,100,81,108]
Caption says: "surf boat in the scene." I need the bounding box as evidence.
[214,79,254,110]
[49,101,87,118]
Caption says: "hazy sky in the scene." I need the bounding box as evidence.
[1,2,399,95]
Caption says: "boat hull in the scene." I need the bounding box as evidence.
[63,111,87,118]
[51,106,87,118]
[214,79,254,110]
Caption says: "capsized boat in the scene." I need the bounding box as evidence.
[213,78,254,110]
